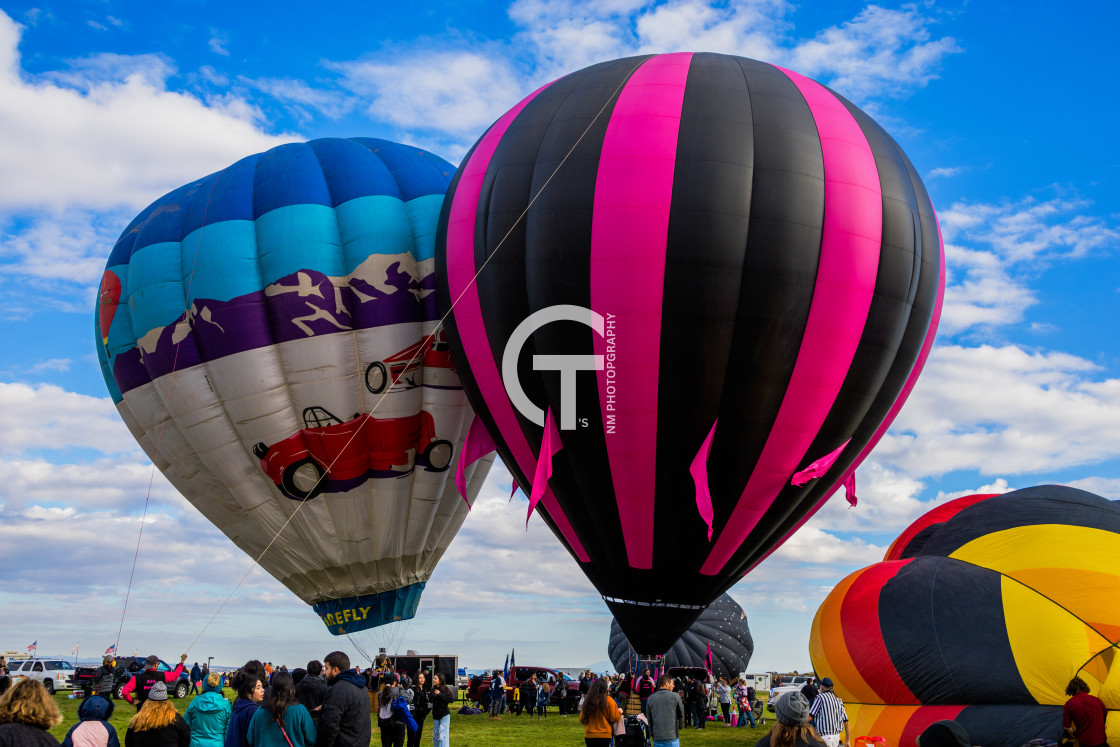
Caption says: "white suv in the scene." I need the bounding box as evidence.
[7,659,75,694]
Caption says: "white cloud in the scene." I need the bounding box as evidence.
[333,50,523,143]
[25,358,71,374]
[0,382,141,457]
[249,77,355,122]
[0,208,129,284]
[789,4,960,99]
[939,194,1120,265]
[209,30,230,57]
[330,0,959,154]
[927,166,961,179]
[0,10,297,213]
[937,194,1119,336]
[878,344,1120,477]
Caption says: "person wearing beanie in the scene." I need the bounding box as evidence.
[124,683,190,747]
[916,720,970,747]
[183,674,231,747]
[808,678,849,747]
[61,693,119,747]
[755,692,827,747]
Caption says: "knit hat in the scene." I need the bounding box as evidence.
[774,691,810,725]
[148,682,168,701]
[917,720,970,747]
[203,673,223,693]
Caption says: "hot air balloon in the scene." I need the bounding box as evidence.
[95,138,494,642]
[435,52,944,653]
[809,485,1120,747]
[608,593,753,680]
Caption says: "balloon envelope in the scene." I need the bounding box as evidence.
[608,593,753,680]
[809,485,1120,746]
[96,138,493,634]
[436,52,944,652]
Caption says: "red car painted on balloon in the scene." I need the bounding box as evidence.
[364,331,460,394]
[253,406,453,501]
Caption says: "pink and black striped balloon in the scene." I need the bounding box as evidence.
[435,52,944,654]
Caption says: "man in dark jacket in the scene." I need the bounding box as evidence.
[92,657,117,698]
[315,651,370,747]
[189,663,202,695]
[296,660,330,726]
[121,654,187,710]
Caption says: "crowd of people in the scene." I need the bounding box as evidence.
[0,654,1109,747]
[0,652,453,747]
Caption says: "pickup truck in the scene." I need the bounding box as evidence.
[72,657,190,699]
[466,666,579,711]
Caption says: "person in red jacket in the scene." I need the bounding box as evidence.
[122,655,188,711]
[1063,677,1108,747]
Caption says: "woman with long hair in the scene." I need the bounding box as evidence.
[755,692,826,747]
[246,672,315,747]
[429,674,453,747]
[0,678,62,747]
[376,674,405,747]
[405,672,429,747]
[225,675,265,747]
[578,677,622,747]
[124,683,190,747]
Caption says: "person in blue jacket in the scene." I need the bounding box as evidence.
[225,674,264,747]
[183,674,229,747]
[62,694,119,747]
[246,672,315,747]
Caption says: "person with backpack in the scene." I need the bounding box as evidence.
[246,672,316,747]
[182,673,229,747]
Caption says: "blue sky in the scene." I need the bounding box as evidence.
[1,0,1119,673]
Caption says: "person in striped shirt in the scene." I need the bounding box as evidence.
[808,678,848,747]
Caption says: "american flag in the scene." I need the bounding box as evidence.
[72,643,79,656]
[27,641,36,652]
[104,644,116,656]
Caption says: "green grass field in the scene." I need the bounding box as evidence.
[46,691,770,746]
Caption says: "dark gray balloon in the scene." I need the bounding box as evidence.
[608,593,753,679]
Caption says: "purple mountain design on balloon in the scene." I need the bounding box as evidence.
[113,254,438,395]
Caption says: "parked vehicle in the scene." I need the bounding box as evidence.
[466,666,579,710]
[6,659,76,694]
[72,657,189,700]
[767,674,816,712]
[379,654,459,700]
